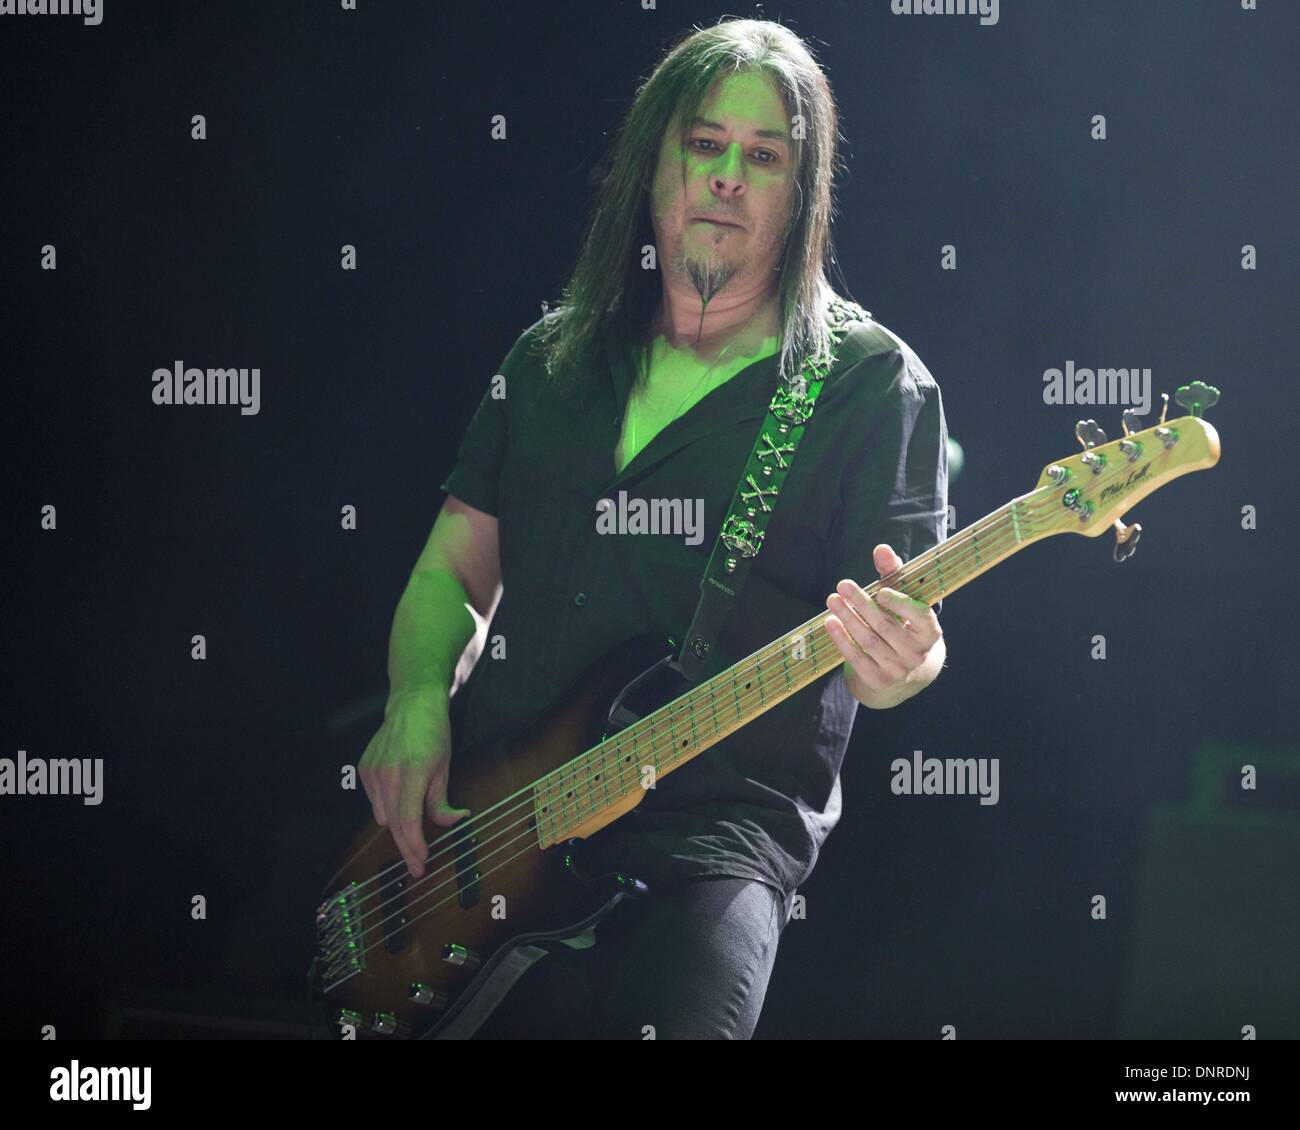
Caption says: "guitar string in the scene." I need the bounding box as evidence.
[322,546,995,971]
[337,390,1181,923]
[326,441,1169,962]
[350,434,1148,906]
[325,470,1107,957]
[326,501,1096,972]
[323,465,1131,960]
[335,330,850,901]
[329,576,990,972]
[328,489,1037,916]
[322,474,1112,959]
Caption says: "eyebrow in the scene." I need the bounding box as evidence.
[690,116,789,144]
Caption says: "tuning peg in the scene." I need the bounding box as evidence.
[1113,518,1142,563]
[1121,408,1145,436]
[1174,380,1220,419]
[1075,419,1107,449]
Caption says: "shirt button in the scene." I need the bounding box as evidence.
[573,592,587,606]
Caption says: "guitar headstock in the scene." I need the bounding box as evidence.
[1024,382,1221,557]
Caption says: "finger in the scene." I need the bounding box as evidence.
[822,613,888,688]
[384,764,411,823]
[395,774,432,878]
[834,582,920,662]
[823,612,873,663]
[396,823,427,878]
[875,587,942,645]
[423,761,470,826]
[873,544,903,576]
[826,593,882,655]
[377,766,405,831]
[843,584,926,659]
[826,594,911,682]
[429,802,472,828]
[377,770,420,873]
[378,771,414,860]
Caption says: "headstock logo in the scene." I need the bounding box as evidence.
[1099,461,1152,503]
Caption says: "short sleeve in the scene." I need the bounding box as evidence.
[438,320,546,516]
[439,376,508,517]
[826,351,949,617]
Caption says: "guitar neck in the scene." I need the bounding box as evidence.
[526,401,1222,846]
[532,488,1044,846]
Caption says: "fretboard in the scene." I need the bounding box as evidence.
[532,487,1049,847]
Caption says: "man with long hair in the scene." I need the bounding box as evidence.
[359,17,948,1038]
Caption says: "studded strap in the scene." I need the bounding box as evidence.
[672,296,869,682]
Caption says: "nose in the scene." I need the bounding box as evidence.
[709,142,746,197]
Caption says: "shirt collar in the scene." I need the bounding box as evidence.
[600,314,782,492]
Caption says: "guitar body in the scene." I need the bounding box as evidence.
[313,632,685,1040]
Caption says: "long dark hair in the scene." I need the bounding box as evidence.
[534,17,850,394]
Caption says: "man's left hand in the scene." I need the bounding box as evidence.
[823,544,945,709]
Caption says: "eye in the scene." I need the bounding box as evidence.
[690,138,780,164]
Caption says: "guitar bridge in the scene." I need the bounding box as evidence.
[315,882,366,991]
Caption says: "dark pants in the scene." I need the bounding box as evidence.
[471,875,791,1040]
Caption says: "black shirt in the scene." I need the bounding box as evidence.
[438,299,948,902]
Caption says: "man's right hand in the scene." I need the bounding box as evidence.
[358,688,471,879]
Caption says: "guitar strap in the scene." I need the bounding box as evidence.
[671,295,870,682]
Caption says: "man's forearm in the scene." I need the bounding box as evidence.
[386,567,480,703]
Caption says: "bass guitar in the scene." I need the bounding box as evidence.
[312,382,1221,1039]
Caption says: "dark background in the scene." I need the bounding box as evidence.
[2,0,1296,1040]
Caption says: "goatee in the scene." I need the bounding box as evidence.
[682,254,738,305]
